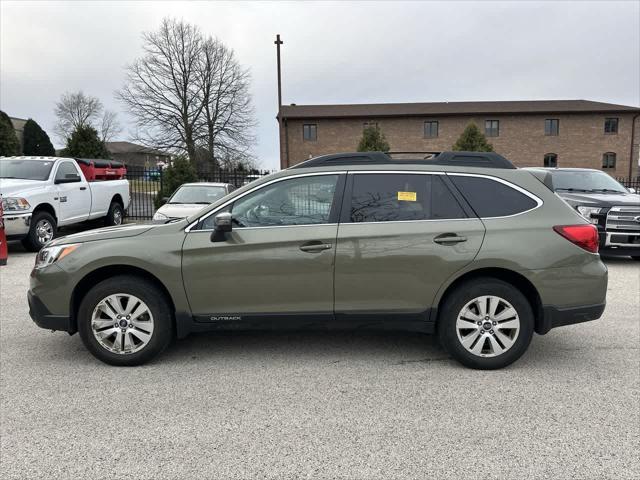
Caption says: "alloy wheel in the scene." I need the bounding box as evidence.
[456,295,520,357]
[35,219,54,245]
[113,207,123,225]
[91,294,155,354]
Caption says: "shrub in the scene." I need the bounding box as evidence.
[0,110,21,156]
[357,125,390,152]
[154,156,198,208]
[62,125,111,158]
[452,123,494,152]
[22,119,55,156]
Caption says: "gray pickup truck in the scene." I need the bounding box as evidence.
[525,168,640,260]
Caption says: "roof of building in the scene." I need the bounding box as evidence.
[9,117,27,130]
[279,99,640,119]
[105,141,169,157]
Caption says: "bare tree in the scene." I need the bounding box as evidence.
[118,18,256,167]
[54,91,102,141]
[99,110,123,142]
[196,38,256,169]
[117,18,205,162]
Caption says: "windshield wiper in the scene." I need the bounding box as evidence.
[589,188,624,193]
[556,188,591,192]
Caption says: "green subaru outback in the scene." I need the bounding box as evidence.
[28,152,607,369]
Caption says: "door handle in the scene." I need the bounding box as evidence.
[80,187,87,190]
[299,241,332,252]
[434,233,467,245]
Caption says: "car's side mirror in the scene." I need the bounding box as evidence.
[210,212,232,242]
[161,196,170,205]
[629,187,637,194]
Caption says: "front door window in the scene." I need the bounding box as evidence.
[230,175,339,228]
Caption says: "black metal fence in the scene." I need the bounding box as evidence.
[617,177,640,191]
[125,167,272,220]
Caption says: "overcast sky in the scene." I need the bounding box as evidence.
[1,0,639,169]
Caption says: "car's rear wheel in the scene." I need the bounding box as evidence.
[104,201,124,226]
[438,278,534,369]
[21,211,56,251]
[78,276,173,366]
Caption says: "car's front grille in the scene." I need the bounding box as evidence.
[606,206,640,233]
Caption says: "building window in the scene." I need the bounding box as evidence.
[602,152,616,169]
[424,121,439,138]
[544,153,558,167]
[303,124,317,142]
[544,119,559,136]
[604,118,618,134]
[363,121,378,130]
[485,120,499,137]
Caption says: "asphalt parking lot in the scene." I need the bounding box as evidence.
[1,248,638,480]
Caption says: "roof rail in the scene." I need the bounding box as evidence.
[290,151,516,169]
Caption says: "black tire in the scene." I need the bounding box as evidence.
[77,275,173,366]
[630,256,640,261]
[104,201,124,226]
[438,278,534,370]
[21,211,56,252]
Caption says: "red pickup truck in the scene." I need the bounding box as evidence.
[0,202,7,266]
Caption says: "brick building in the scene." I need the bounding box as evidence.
[277,100,640,177]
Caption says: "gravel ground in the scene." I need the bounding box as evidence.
[1,249,638,479]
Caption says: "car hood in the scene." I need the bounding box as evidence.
[0,178,46,196]
[556,191,640,208]
[156,203,210,218]
[48,223,155,246]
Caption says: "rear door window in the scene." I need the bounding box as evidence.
[348,173,467,223]
[449,175,539,217]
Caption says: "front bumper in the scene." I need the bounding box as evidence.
[28,289,74,333]
[4,212,32,239]
[599,231,640,257]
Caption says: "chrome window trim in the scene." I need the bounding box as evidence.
[185,169,544,232]
[185,171,342,233]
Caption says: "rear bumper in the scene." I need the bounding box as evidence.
[28,290,74,334]
[537,303,606,335]
[4,213,31,239]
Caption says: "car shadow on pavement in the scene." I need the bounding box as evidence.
[160,330,452,365]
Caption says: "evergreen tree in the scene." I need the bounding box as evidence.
[452,123,494,152]
[155,156,198,207]
[62,125,111,159]
[357,125,390,152]
[22,119,55,156]
[0,110,21,156]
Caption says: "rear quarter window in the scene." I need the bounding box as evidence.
[449,175,539,217]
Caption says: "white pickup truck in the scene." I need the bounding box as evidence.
[0,156,130,251]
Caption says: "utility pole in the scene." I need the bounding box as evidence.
[275,34,287,169]
[275,34,283,109]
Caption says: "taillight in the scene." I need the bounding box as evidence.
[553,224,599,253]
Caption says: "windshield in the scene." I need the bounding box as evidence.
[552,170,627,193]
[0,159,55,181]
[169,185,227,204]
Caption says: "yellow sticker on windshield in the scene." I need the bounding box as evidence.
[397,191,417,202]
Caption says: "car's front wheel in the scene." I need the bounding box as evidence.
[77,276,173,366]
[438,278,534,370]
[21,211,57,251]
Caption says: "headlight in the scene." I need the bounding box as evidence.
[576,206,602,224]
[34,244,80,269]
[2,197,30,211]
[153,211,168,220]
